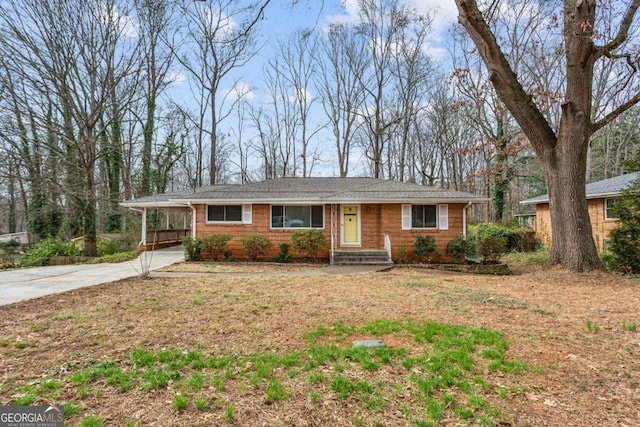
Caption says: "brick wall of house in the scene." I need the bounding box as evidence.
[535,203,552,249]
[377,204,464,263]
[534,199,618,252]
[194,202,468,262]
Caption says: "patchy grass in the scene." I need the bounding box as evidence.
[1,265,639,426]
[6,320,521,426]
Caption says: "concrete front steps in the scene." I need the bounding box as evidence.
[331,249,393,266]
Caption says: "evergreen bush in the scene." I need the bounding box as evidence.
[241,235,272,261]
[290,229,326,261]
[23,237,81,266]
[607,179,640,273]
[273,243,290,263]
[181,237,202,261]
[414,235,437,262]
[476,236,507,264]
[446,235,474,263]
[200,234,232,261]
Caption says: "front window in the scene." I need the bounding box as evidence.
[605,198,618,220]
[271,205,324,228]
[207,205,242,222]
[411,205,437,229]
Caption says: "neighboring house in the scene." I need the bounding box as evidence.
[520,172,639,252]
[121,177,488,264]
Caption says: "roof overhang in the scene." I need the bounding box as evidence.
[121,197,489,209]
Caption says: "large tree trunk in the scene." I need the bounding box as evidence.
[453,0,640,271]
[542,133,601,270]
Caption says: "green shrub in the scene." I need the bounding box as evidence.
[608,223,640,273]
[446,236,474,263]
[101,251,139,263]
[181,237,202,261]
[600,251,622,272]
[273,243,290,263]
[241,235,272,261]
[98,237,130,256]
[470,223,538,252]
[200,234,232,261]
[607,179,640,273]
[290,229,326,261]
[0,239,20,251]
[476,236,507,264]
[414,235,437,262]
[23,237,81,266]
[502,248,549,266]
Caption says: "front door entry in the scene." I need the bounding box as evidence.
[341,205,360,246]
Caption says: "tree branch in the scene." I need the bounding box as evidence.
[595,0,640,59]
[592,91,640,132]
[454,0,557,151]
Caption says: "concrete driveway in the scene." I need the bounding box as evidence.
[0,247,184,306]
[0,247,393,306]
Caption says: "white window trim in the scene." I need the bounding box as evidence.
[402,204,448,230]
[206,204,252,224]
[270,204,325,229]
[604,198,618,220]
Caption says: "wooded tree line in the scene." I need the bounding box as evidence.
[0,0,639,262]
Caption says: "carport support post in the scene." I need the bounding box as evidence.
[141,207,147,247]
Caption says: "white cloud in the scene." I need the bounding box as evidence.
[323,0,457,61]
[288,87,313,104]
[414,0,458,35]
[164,72,187,84]
[224,82,255,101]
[326,0,458,33]
[198,5,236,42]
[96,2,138,38]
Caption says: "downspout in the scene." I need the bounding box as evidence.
[463,201,473,239]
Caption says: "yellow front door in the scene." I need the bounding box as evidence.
[342,205,359,245]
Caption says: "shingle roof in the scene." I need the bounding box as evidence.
[121,177,488,208]
[520,172,639,205]
[120,185,232,207]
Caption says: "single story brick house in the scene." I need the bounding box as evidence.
[121,177,488,264]
[520,172,639,252]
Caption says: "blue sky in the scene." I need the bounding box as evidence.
[169,0,459,101]
[164,0,461,177]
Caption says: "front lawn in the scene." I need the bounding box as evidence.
[0,265,638,426]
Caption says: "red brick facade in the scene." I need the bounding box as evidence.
[194,202,468,262]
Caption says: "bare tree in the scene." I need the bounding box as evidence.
[387,11,434,182]
[455,0,640,271]
[272,30,323,177]
[450,29,523,222]
[315,22,368,177]
[353,0,408,178]
[176,0,270,185]
[248,105,281,179]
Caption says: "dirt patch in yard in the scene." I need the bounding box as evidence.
[1,263,639,426]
